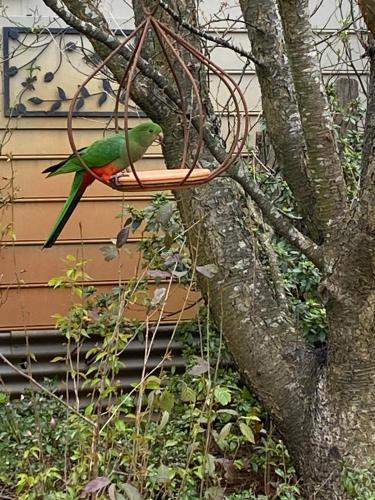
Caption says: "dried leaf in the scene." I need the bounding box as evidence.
[150,287,166,307]
[108,483,117,500]
[188,357,209,376]
[80,476,110,497]
[171,270,187,279]
[116,225,131,249]
[196,264,219,278]
[164,253,181,266]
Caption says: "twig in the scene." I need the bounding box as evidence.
[158,0,262,66]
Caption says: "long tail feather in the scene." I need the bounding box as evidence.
[42,171,92,249]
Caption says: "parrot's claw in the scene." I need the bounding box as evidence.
[111,172,127,186]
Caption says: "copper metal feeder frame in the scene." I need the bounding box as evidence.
[66,1,250,192]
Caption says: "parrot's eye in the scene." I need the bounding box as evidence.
[149,129,154,133]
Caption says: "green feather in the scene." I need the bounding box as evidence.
[42,172,87,248]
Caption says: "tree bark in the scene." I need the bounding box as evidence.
[239,0,321,242]
[278,0,347,241]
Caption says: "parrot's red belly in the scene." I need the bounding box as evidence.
[90,162,119,182]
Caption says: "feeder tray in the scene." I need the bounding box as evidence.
[112,168,212,191]
[66,0,249,193]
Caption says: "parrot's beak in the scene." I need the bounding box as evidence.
[157,132,164,144]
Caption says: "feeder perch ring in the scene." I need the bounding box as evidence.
[66,1,250,193]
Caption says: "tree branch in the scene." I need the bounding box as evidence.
[278,0,348,240]
[239,0,320,242]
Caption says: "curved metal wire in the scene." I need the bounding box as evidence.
[66,4,250,192]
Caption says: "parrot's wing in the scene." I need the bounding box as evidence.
[45,134,125,176]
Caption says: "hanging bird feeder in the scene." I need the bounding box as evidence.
[66,0,249,192]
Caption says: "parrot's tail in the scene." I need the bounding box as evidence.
[42,171,93,249]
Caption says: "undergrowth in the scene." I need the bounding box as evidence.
[0,309,300,499]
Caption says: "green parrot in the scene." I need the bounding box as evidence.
[42,121,163,248]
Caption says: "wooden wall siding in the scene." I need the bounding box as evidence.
[0,9,368,330]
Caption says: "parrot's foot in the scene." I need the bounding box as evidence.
[111,171,128,186]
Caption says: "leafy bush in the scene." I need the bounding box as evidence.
[0,306,301,499]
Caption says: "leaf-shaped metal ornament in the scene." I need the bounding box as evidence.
[57,86,67,100]
[44,71,54,82]
[75,97,85,111]
[28,97,44,105]
[50,101,62,112]
[98,93,107,107]
[7,66,18,77]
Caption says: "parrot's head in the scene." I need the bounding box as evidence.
[131,121,163,148]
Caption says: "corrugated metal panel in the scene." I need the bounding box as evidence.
[0,324,185,398]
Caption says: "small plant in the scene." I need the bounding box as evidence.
[342,460,375,499]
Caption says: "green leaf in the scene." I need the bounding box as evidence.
[115,419,127,432]
[205,453,216,476]
[156,463,170,483]
[239,421,255,443]
[158,411,169,431]
[205,486,225,499]
[121,483,142,500]
[181,382,196,403]
[159,390,175,412]
[84,403,94,417]
[214,386,231,406]
[50,356,64,363]
[144,375,161,390]
[218,422,232,443]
